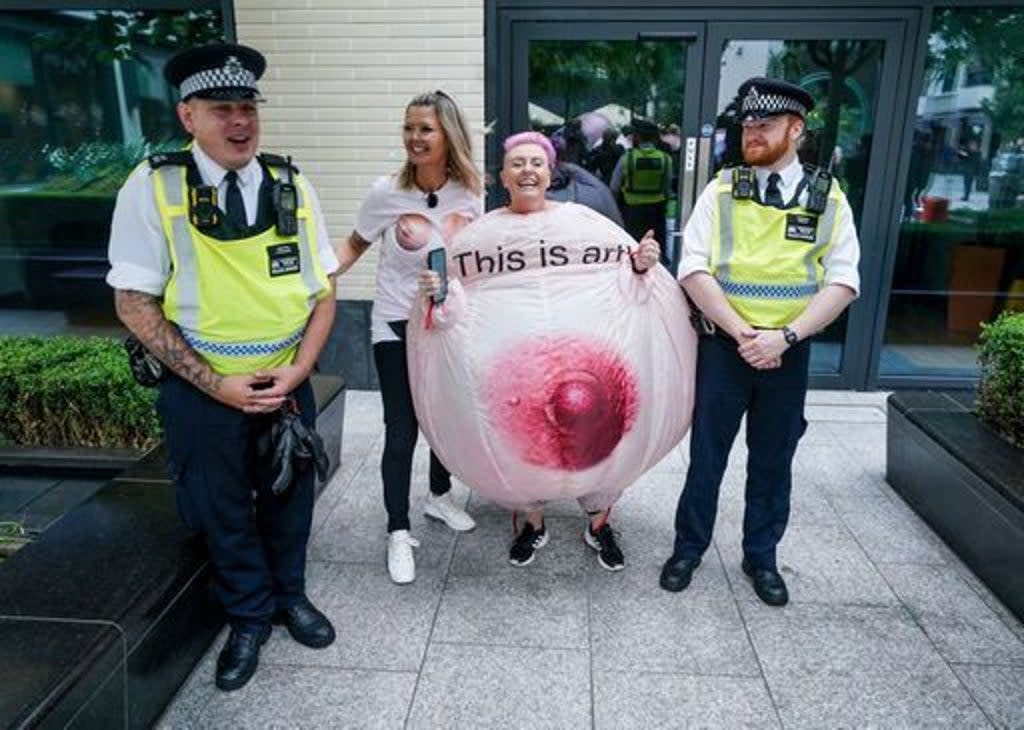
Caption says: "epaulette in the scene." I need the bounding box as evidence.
[147,150,194,169]
[259,153,300,174]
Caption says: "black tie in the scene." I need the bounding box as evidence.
[764,172,784,208]
[224,170,247,231]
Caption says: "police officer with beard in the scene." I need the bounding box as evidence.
[659,78,861,605]
[107,43,339,690]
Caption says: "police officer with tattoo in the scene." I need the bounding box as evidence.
[659,78,860,605]
[107,43,339,691]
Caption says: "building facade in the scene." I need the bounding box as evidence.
[1,1,1021,390]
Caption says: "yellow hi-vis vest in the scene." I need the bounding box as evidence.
[151,159,330,375]
[710,167,843,328]
[622,146,671,206]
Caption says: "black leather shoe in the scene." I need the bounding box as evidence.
[215,624,271,691]
[273,598,335,649]
[742,559,789,606]
[659,556,701,592]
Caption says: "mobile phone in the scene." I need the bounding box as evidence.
[426,247,448,304]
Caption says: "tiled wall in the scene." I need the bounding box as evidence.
[236,0,486,302]
[236,1,485,387]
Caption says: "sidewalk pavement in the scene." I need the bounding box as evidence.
[159,390,1024,729]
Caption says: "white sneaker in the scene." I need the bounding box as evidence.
[387,530,419,584]
[424,492,476,532]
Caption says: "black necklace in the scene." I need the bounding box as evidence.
[426,191,438,208]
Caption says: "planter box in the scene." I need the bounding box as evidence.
[0,375,345,729]
[886,391,1024,620]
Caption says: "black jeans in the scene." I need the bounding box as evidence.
[672,333,810,570]
[373,333,451,532]
[622,200,669,266]
[157,374,316,627]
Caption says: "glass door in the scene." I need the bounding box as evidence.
[507,22,705,268]
[698,21,908,388]
[502,14,910,389]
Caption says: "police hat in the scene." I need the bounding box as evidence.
[737,77,814,121]
[631,118,660,139]
[164,43,266,102]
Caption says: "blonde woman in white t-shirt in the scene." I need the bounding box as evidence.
[334,91,483,584]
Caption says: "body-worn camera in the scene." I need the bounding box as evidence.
[805,168,832,214]
[732,166,755,200]
[189,185,221,229]
[273,181,298,236]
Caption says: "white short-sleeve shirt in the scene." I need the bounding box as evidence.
[677,156,861,297]
[355,175,482,344]
[106,144,339,296]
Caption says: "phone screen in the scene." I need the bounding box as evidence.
[427,248,448,304]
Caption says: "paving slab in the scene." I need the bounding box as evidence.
[406,643,590,729]
[158,391,1023,727]
[741,602,992,728]
[593,672,780,730]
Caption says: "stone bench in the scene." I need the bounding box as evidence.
[0,375,344,729]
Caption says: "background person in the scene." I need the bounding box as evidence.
[333,90,482,585]
[610,118,674,265]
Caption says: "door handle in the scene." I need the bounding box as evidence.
[679,136,698,227]
[697,135,712,188]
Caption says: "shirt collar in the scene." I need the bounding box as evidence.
[754,156,803,189]
[191,143,261,189]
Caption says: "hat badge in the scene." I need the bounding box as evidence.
[223,55,244,78]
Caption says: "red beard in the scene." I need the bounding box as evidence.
[742,136,791,166]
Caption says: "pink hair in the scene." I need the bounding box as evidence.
[502,131,556,167]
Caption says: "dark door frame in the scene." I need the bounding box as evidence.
[488,4,920,390]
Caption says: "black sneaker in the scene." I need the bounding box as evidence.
[509,521,548,566]
[584,523,625,571]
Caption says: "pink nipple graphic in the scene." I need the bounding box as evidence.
[487,337,638,471]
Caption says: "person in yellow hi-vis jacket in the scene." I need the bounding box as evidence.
[106,43,339,691]
[659,77,861,606]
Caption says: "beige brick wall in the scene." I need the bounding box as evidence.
[236,0,485,300]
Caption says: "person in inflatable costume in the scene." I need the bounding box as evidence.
[410,131,698,571]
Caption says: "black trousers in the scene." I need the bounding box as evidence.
[157,374,316,628]
[672,333,810,570]
[622,200,669,266]
[373,336,451,532]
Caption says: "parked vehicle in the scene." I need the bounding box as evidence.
[988,151,1024,209]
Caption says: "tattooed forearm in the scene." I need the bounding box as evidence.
[114,289,224,395]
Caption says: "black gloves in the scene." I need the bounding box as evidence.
[258,403,330,495]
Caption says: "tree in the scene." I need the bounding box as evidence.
[929,8,1024,145]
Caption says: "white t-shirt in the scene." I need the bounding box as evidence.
[356,174,482,343]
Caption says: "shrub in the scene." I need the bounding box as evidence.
[976,311,1024,448]
[0,336,160,449]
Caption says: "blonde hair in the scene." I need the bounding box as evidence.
[397,90,482,196]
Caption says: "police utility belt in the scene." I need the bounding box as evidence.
[689,163,833,338]
[125,151,302,388]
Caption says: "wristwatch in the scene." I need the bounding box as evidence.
[781,326,799,346]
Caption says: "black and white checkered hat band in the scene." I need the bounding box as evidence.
[742,92,807,118]
[179,66,258,99]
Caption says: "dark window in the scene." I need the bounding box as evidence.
[882,7,1024,379]
[0,8,224,335]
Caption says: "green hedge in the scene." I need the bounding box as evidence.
[976,311,1024,448]
[0,336,160,449]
